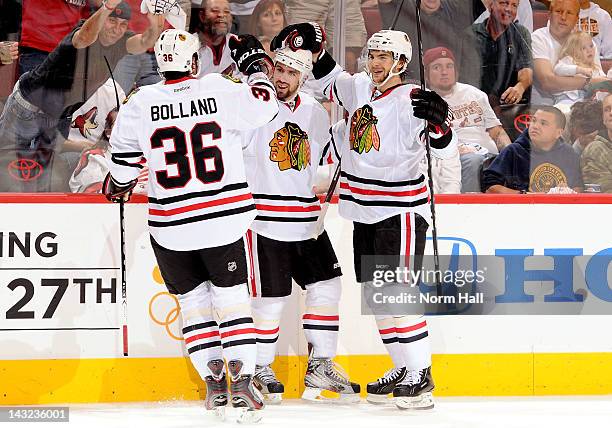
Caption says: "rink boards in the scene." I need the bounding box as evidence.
[1,193,611,404]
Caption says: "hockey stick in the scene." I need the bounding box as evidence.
[415,0,443,297]
[104,56,129,357]
[312,0,407,239]
[313,159,341,239]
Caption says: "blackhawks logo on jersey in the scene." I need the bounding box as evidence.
[349,104,380,154]
[269,122,311,171]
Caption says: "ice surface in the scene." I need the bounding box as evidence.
[7,397,612,428]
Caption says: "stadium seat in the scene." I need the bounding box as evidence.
[362,7,383,37]
[497,103,534,142]
[533,10,549,30]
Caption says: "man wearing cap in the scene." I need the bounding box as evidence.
[459,0,533,107]
[0,0,165,175]
[424,46,511,192]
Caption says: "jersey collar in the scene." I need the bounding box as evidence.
[164,76,196,85]
[371,83,405,101]
[282,93,301,112]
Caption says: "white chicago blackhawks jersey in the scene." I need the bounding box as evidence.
[317,67,456,225]
[109,73,279,251]
[242,92,330,242]
[196,34,238,78]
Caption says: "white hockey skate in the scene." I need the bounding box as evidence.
[253,364,284,404]
[392,366,435,410]
[301,358,361,404]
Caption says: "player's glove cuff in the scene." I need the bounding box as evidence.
[312,50,336,79]
[103,173,138,203]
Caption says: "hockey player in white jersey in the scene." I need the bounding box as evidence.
[103,29,277,422]
[272,24,457,410]
[241,46,360,404]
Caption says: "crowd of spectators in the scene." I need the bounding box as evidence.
[0,0,611,194]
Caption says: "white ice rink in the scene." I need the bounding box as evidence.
[5,397,612,428]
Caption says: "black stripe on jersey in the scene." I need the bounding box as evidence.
[219,317,253,329]
[149,204,256,227]
[113,151,144,158]
[255,215,318,223]
[302,324,339,331]
[341,171,425,187]
[149,182,249,205]
[319,142,330,166]
[398,332,429,344]
[187,341,222,354]
[256,337,278,344]
[182,321,218,334]
[222,338,257,348]
[339,194,428,208]
[252,194,319,203]
[111,156,144,169]
[332,83,343,107]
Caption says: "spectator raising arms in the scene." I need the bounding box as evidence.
[553,31,607,105]
[0,2,165,175]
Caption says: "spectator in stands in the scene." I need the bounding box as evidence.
[581,93,612,192]
[18,0,99,76]
[483,106,583,193]
[286,0,367,73]
[553,31,607,104]
[425,46,512,193]
[0,2,165,170]
[248,0,287,39]
[229,0,261,32]
[460,0,533,107]
[194,0,238,76]
[0,0,20,66]
[379,0,474,81]
[531,0,606,104]
[577,0,612,59]
[569,99,604,154]
[475,0,534,32]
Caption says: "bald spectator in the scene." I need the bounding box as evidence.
[483,106,583,193]
[460,0,533,107]
[194,0,238,76]
[577,0,612,59]
[581,94,612,192]
[531,0,606,104]
[425,46,512,192]
[475,0,533,32]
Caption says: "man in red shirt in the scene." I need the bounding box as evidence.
[19,0,99,76]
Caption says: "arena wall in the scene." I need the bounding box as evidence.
[1,194,611,404]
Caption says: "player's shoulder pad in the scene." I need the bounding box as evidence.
[122,87,140,105]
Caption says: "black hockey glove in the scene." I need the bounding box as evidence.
[102,172,138,203]
[270,22,326,53]
[229,35,273,76]
[410,88,452,135]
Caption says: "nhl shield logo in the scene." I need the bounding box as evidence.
[228,261,237,272]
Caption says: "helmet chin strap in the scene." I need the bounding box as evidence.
[366,55,406,90]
